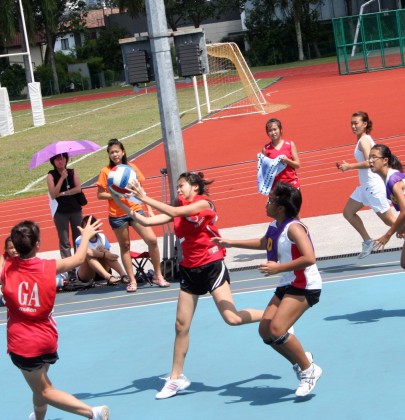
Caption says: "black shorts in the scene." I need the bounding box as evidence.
[9,351,59,372]
[179,260,230,296]
[274,285,321,307]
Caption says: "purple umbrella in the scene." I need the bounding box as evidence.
[29,140,101,169]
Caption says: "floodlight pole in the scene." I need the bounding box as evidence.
[144,0,187,203]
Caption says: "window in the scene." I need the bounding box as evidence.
[61,38,69,50]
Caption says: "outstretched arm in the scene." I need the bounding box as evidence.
[211,236,267,250]
[127,180,210,217]
[109,187,172,226]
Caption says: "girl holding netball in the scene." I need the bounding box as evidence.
[97,138,169,292]
[0,218,109,420]
[337,111,396,259]
[212,182,322,397]
[110,171,263,399]
[369,144,405,267]
[261,118,301,189]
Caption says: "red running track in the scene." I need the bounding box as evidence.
[2,63,405,252]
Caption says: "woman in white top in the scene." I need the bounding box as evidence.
[337,111,395,259]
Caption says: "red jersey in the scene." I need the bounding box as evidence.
[174,195,226,268]
[263,140,300,188]
[1,257,58,357]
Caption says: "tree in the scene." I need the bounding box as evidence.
[244,0,329,65]
[277,0,320,61]
[116,0,216,31]
[344,0,354,16]
[76,24,129,72]
[244,0,323,63]
[1,0,88,95]
[179,0,216,28]
[31,0,88,94]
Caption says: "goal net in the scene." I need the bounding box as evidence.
[200,42,268,119]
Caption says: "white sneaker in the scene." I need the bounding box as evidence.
[295,363,322,397]
[358,240,375,259]
[292,351,313,379]
[156,374,191,399]
[92,405,110,420]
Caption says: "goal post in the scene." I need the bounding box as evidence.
[200,42,268,119]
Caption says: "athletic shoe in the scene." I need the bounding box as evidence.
[292,351,313,379]
[28,413,35,420]
[295,363,322,397]
[156,374,191,399]
[358,240,376,259]
[92,405,110,420]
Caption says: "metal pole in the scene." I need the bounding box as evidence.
[351,0,376,57]
[202,73,211,113]
[18,0,35,83]
[144,0,187,203]
[192,76,202,122]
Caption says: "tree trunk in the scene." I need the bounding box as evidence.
[46,30,60,94]
[345,0,353,16]
[312,41,321,58]
[294,14,305,61]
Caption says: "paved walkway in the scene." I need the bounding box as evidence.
[38,209,403,271]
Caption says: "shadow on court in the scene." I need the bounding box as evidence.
[325,308,405,324]
[2,261,405,419]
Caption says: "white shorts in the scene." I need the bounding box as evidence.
[350,185,390,213]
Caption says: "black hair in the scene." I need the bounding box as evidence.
[81,215,97,228]
[178,171,214,195]
[265,118,283,135]
[50,152,69,169]
[352,111,373,134]
[107,138,128,167]
[371,144,403,171]
[10,221,40,257]
[272,182,302,218]
[4,236,13,249]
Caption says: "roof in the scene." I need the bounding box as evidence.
[85,7,121,29]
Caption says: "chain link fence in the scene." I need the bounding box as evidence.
[333,9,405,75]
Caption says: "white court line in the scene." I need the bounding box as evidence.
[1,269,401,326]
[13,95,140,135]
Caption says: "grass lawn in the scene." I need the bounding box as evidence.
[1,57,336,201]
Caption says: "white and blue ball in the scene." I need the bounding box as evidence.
[107,164,137,195]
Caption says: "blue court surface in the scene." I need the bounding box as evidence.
[1,250,405,419]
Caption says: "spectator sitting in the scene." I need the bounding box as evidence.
[75,215,127,285]
[0,237,19,303]
[0,237,19,271]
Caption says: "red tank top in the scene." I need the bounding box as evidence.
[263,140,300,188]
[174,195,226,268]
[1,257,58,357]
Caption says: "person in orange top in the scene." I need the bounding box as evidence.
[97,138,169,292]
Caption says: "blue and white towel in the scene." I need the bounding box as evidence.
[257,153,286,195]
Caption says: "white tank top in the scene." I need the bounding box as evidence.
[354,135,381,187]
[277,221,322,290]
